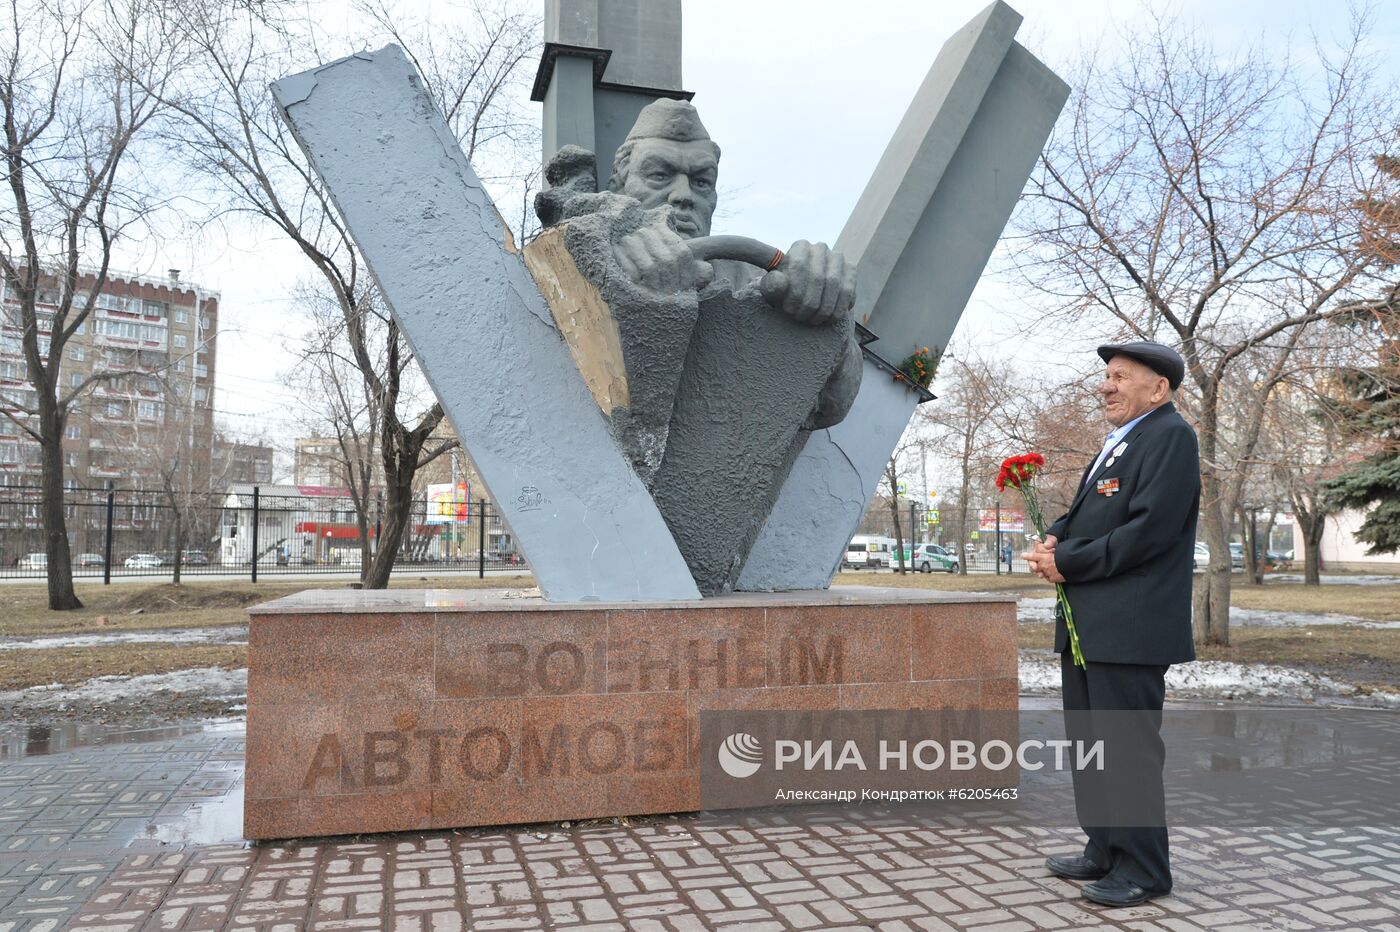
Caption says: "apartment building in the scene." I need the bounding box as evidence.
[0,268,219,490]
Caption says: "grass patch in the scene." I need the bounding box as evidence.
[1230,582,1400,623]
[0,574,536,638]
[0,643,247,691]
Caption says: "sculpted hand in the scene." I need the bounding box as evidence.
[613,223,713,295]
[760,239,855,326]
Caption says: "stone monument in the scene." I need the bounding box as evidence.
[244,0,1067,839]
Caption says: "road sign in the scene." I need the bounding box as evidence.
[926,510,940,525]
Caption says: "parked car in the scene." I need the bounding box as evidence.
[124,553,163,568]
[1193,542,1209,570]
[16,553,46,570]
[1227,542,1244,569]
[844,535,896,569]
[1266,549,1294,564]
[912,543,959,574]
[75,552,105,568]
[157,550,212,567]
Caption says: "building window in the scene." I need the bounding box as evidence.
[65,452,78,467]
[65,425,79,440]
[175,360,186,373]
[173,334,187,349]
[175,309,188,323]
[194,387,207,403]
[106,402,122,418]
[69,344,84,361]
[69,372,81,388]
[64,478,76,491]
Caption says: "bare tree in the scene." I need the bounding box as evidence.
[120,400,240,584]
[918,352,1019,575]
[1,0,181,609]
[158,1,538,587]
[1014,9,1397,643]
[284,282,388,582]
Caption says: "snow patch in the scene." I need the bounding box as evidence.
[0,626,248,651]
[0,667,248,709]
[1014,598,1398,629]
[1018,651,1400,706]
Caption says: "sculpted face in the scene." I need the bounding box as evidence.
[1098,354,1170,427]
[615,137,718,238]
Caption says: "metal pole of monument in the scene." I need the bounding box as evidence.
[103,485,114,585]
[478,501,486,579]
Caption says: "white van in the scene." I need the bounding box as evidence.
[844,535,896,569]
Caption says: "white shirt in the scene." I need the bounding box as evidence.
[1084,408,1154,485]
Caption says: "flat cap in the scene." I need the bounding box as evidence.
[1097,341,1185,390]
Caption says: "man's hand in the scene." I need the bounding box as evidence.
[759,239,855,326]
[613,223,713,295]
[1023,534,1065,583]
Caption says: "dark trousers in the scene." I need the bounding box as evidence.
[1060,652,1171,892]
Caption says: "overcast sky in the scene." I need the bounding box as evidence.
[139,0,1400,471]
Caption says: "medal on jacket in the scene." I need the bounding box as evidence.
[1103,440,1128,470]
[1096,477,1120,497]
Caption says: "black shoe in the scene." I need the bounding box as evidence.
[1044,855,1109,881]
[1082,875,1169,907]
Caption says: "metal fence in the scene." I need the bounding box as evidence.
[0,484,523,581]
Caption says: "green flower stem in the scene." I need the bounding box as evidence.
[1055,582,1086,668]
[1009,478,1087,669]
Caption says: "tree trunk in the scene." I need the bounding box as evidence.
[887,470,906,575]
[364,476,414,589]
[1239,506,1259,585]
[1194,475,1232,646]
[356,511,372,585]
[39,403,81,610]
[1302,514,1325,585]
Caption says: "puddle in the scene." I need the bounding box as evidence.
[142,783,247,846]
[0,626,248,651]
[0,717,242,759]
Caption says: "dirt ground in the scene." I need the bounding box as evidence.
[0,643,247,692]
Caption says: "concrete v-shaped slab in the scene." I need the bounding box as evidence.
[271,46,700,602]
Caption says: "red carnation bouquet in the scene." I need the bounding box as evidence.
[997,453,1086,668]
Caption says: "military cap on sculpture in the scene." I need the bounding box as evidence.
[609,99,721,200]
[1097,341,1186,391]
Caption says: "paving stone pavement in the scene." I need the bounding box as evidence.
[0,723,1396,931]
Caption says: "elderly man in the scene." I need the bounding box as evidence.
[1024,341,1199,908]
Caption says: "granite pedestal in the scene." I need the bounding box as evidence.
[244,587,1017,840]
